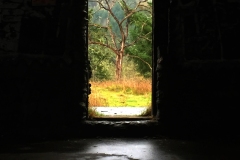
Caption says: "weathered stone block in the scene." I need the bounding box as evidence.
[10,0,24,3]
[2,23,21,32]
[13,9,24,15]
[11,22,21,32]
[1,2,20,9]
[2,15,22,22]
[2,9,10,15]
[0,38,18,51]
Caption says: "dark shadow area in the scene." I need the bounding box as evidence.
[1,0,240,159]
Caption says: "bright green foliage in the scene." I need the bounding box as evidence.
[89,45,140,80]
[126,8,152,78]
[95,87,151,107]
[88,0,152,80]
[110,3,124,38]
[88,8,115,80]
[90,79,152,107]
[89,45,115,80]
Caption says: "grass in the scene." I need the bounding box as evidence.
[89,78,152,107]
[88,106,152,119]
[88,107,104,119]
[139,106,152,116]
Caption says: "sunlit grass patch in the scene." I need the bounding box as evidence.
[89,78,151,107]
[88,107,104,119]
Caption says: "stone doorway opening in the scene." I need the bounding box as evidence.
[87,0,154,119]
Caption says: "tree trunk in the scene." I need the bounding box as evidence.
[115,52,123,80]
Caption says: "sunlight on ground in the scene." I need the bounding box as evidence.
[89,79,151,107]
[91,107,149,116]
[88,79,152,118]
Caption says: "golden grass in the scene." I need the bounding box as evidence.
[89,78,152,107]
[89,91,109,107]
[91,78,151,95]
[88,107,103,119]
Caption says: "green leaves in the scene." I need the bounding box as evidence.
[88,45,115,81]
[126,11,152,78]
[88,0,152,80]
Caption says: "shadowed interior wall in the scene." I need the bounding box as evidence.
[155,0,240,137]
[0,0,89,134]
[0,0,240,138]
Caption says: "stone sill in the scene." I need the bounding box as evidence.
[88,116,153,121]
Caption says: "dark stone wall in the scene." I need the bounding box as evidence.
[0,0,240,138]
[159,60,240,137]
[0,0,89,136]
[156,0,240,137]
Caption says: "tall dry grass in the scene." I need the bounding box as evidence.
[89,91,109,107]
[91,78,151,95]
[89,78,152,107]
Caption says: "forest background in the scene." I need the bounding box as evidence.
[88,0,152,110]
[88,0,152,81]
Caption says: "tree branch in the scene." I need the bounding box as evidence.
[104,0,126,50]
[106,6,119,52]
[127,54,152,70]
[89,41,118,55]
[119,0,150,26]
[125,31,152,49]
[89,23,108,29]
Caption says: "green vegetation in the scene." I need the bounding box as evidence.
[88,0,152,80]
[126,10,152,78]
[89,79,151,107]
[88,1,152,118]
[88,107,104,119]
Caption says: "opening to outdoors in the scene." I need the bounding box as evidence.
[88,0,153,119]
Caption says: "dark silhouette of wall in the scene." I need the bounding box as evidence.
[0,0,89,137]
[155,0,240,138]
[0,0,240,138]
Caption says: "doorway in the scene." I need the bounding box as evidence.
[88,0,153,119]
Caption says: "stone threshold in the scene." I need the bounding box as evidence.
[88,116,153,121]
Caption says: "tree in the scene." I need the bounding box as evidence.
[125,7,152,78]
[89,45,115,80]
[88,0,152,80]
